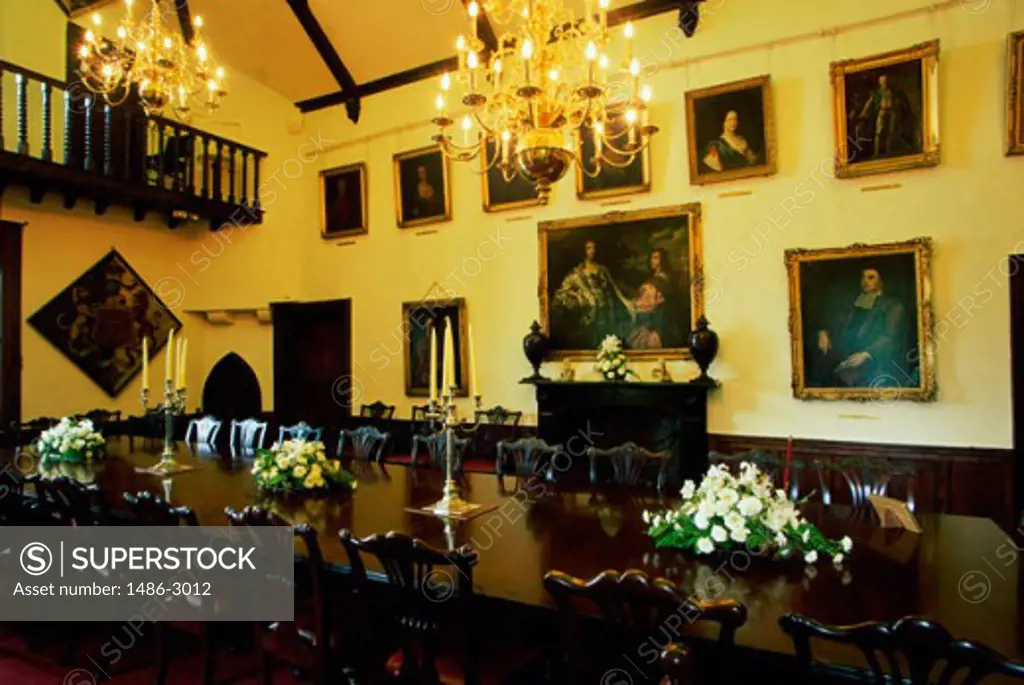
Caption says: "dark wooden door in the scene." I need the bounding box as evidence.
[272,300,352,430]
[1012,255,1023,525]
[0,221,23,430]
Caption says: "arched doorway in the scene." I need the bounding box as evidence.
[202,353,262,420]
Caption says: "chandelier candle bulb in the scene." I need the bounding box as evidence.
[599,0,609,31]
[624,22,634,66]
[586,41,597,84]
[522,38,533,84]
[468,1,479,39]
[501,129,511,163]
[493,59,502,91]
[469,324,478,398]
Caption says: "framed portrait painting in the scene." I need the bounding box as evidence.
[319,163,367,238]
[685,75,776,185]
[1008,31,1023,156]
[830,41,941,178]
[786,238,936,402]
[575,114,651,199]
[393,145,451,228]
[539,204,703,359]
[403,298,469,397]
[481,138,540,211]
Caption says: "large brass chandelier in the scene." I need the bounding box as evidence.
[77,0,228,120]
[432,0,657,203]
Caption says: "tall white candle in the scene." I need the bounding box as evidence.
[443,318,455,391]
[179,338,188,390]
[175,336,184,390]
[165,329,174,385]
[468,324,478,398]
[141,336,149,392]
[429,323,438,402]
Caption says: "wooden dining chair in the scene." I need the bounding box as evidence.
[495,437,563,479]
[814,456,919,511]
[586,442,673,492]
[278,421,324,443]
[473,405,523,426]
[185,416,223,446]
[337,425,390,462]
[411,430,470,472]
[709,449,805,500]
[544,569,747,685]
[226,506,335,685]
[124,492,214,685]
[779,614,1024,684]
[339,530,536,685]
[230,418,268,451]
[25,474,109,526]
[359,401,396,420]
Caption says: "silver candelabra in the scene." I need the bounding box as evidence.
[423,386,483,518]
[140,380,189,475]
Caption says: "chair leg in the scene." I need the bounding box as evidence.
[154,624,169,685]
[261,651,273,685]
[200,626,216,685]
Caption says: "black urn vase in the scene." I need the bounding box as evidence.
[521,321,550,381]
[687,315,720,386]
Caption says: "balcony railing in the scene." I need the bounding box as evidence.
[0,60,267,230]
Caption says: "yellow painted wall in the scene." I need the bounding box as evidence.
[3,0,1023,450]
[301,0,1024,448]
[0,0,312,417]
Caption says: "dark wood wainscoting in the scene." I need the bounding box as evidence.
[709,434,1015,531]
[0,220,23,429]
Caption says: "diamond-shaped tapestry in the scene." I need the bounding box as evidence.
[28,250,182,398]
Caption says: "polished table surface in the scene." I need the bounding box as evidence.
[7,438,1023,663]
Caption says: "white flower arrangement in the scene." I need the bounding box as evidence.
[595,335,635,381]
[35,417,106,464]
[252,439,356,492]
[643,462,852,565]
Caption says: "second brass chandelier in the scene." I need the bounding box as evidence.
[432,0,657,203]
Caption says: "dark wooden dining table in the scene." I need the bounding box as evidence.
[6,438,1023,670]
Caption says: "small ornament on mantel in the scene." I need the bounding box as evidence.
[559,358,576,382]
[652,358,672,383]
[521,321,550,382]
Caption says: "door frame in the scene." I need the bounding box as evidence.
[0,221,24,428]
[271,299,353,425]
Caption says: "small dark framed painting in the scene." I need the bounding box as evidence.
[393,145,451,228]
[1008,31,1023,156]
[319,163,367,238]
[685,74,776,186]
[786,238,936,402]
[575,114,651,199]
[402,298,469,397]
[481,138,540,212]
[830,40,941,178]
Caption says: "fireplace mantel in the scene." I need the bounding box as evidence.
[524,379,712,486]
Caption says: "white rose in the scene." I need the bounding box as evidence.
[696,538,714,555]
[680,481,696,500]
[651,515,662,527]
[642,510,651,524]
[801,530,810,544]
[717,488,739,507]
[85,450,93,458]
[774,532,788,548]
[711,525,728,543]
[841,536,853,553]
[804,551,818,564]
[730,527,748,544]
[723,512,745,532]
[693,511,710,530]
[737,496,763,518]
[833,554,845,565]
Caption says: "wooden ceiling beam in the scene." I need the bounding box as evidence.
[285,0,361,122]
[174,0,195,45]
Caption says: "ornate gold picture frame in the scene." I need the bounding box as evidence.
[574,114,652,199]
[393,145,451,228]
[539,204,703,360]
[1008,31,1023,156]
[685,74,777,186]
[402,298,469,397]
[481,138,540,212]
[786,238,936,402]
[830,40,941,179]
[319,162,367,239]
